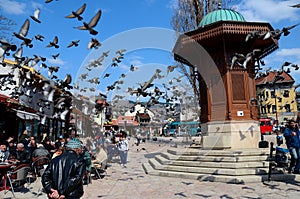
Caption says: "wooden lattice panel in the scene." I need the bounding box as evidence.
[231,73,245,101]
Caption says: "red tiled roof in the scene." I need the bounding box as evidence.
[116,116,139,126]
[255,71,294,86]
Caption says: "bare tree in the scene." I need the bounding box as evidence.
[0,15,16,42]
[171,0,204,33]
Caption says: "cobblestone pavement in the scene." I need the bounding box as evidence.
[1,136,300,199]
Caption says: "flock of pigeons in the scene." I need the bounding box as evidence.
[0,0,189,123]
[230,22,299,76]
[0,2,104,124]
[77,45,187,117]
[4,1,299,125]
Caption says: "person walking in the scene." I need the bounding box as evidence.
[283,119,300,174]
[42,138,86,199]
[117,134,129,168]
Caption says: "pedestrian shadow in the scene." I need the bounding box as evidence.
[144,152,161,159]
[194,193,212,198]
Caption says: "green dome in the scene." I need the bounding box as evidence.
[199,9,245,27]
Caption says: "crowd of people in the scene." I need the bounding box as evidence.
[0,128,131,198]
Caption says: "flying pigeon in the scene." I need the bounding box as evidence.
[76,10,102,35]
[29,54,45,67]
[41,115,47,125]
[60,74,72,89]
[34,34,45,41]
[87,38,101,49]
[65,3,86,21]
[87,77,100,84]
[242,49,261,69]
[103,73,110,78]
[30,8,41,23]
[79,73,88,80]
[102,50,110,57]
[290,4,300,8]
[48,66,59,77]
[291,64,299,70]
[67,40,80,48]
[52,53,60,59]
[47,36,59,48]
[60,109,70,120]
[13,46,25,63]
[166,65,177,76]
[116,49,127,56]
[282,23,300,36]
[263,23,300,40]
[245,30,264,42]
[230,53,245,69]
[130,64,137,71]
[0,40,17,66]
[13,19,33,48]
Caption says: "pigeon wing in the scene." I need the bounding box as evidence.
[34,8,41,21]
[64,74,72,84]
[67,42,73,48]
[65,13,76,18]
[76,3,86,15]
[88,10,102,27]
[13,46,23,60]
[20,19,30,37]
[53,36,58,44]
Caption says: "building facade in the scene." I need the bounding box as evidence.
[256,71,298,125]
[0,59,71,141]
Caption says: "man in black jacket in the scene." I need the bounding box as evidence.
[42,138,85,199]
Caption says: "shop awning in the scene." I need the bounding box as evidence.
[13,109,40,120]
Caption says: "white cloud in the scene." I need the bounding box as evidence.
[118,63,129,70]
[30,1,43,10]
[264,48,300,83]
[166,0,177,10]
[276,48,300,57]
[127,54,144,66]
[144,0,156,6]
[236,0,299,23]
[47,58,66,65]
[0,0,26,15]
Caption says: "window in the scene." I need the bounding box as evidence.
[277,97,282,102]
[271,91,275,98]
[267,105,271,113]
[283,90,289,98]
[262,106,266,114]
[285,104,291,112]
[272,105,276,113]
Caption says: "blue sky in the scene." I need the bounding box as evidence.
[1,0,300,101]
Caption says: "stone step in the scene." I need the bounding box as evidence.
[148,158,275,176]
[155,155,269,169]
[161,152,269,162]
[167,148,270,156]
[142,162,295,184]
